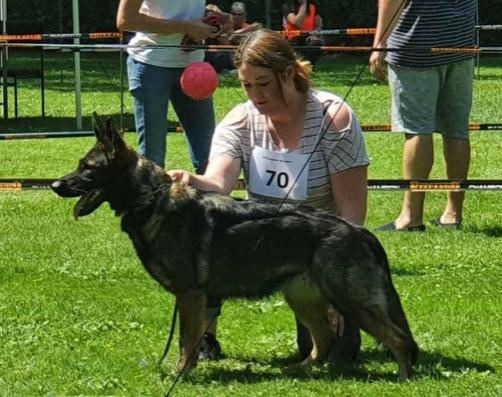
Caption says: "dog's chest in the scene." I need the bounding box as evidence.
[121,209,209,293]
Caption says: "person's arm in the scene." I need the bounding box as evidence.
[323,101,368,225]
[314,14,322,30]
[116,0,217,41]
[286,0,308,28]
[369,0,406,82]
[169,104,247,194]
[168,156,241,194]
[330,166,368,225]
[234,22,262,34]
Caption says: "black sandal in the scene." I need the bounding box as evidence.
[376,222,426,232]
[430,218,462,230]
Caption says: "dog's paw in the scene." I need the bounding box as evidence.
[281,356,317,375]
[175,354,198,375]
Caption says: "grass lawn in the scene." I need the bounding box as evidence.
[0,53,501,396]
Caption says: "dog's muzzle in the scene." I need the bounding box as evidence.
[51,179,80,197]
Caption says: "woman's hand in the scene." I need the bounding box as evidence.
[167,169,192,184]
[369,51,388,82]
[184,19,219,41]
[327,306,345,337]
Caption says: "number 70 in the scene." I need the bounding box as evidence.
[265,170,290,188]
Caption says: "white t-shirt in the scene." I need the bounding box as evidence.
[127,0,205,68]
[210,90,370,209]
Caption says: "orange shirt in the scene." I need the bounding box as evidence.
[285,3,317,36]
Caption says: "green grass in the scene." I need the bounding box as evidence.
[1,53,502,396]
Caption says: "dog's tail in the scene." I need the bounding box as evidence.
[361,229,419,364]
[313,228,419,366]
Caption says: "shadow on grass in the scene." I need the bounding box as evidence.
[468,225,502,238]
[180,348,494,385]
[1,113,135,133]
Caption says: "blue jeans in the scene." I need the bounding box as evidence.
[127,56,215,173]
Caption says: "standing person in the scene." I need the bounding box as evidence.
[169,29,369,363]
[116,0,218,172]
[370,0,476,231]
[282,0,323,65]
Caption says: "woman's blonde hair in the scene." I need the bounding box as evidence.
[233,29,312,93]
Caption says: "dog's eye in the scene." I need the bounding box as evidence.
[79,159,96,169]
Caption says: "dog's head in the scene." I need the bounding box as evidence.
[52,113,134,219]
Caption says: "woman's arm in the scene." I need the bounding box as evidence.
[286,0,308,28]
[324,101,368,225]
[168,155,241,195]
[369,0,406,82]
[330,166,368,226]
[116,0,217,41]
[314,14,322,30]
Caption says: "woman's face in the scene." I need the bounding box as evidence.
[238,63,294,115]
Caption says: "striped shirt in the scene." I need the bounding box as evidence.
[386,0,476,67]
[210,90,369,209]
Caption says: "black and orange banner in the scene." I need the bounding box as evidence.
[1,25,499,42]
[0,127,183,140]
[0,32,121,42]
[1,41,500,55]
[2,178,502,192]
[1,123,501,141]
[361,123,502,132]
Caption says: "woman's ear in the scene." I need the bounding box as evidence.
[283,65,295,82]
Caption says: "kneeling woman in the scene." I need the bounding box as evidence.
[168,29,369,362]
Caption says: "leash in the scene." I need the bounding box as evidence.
[163,2,408,395]
[279,0,407,208]
[163,302,223,397]
[158,301,178,371]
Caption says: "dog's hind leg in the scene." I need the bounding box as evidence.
[176,291,206,373]
[283,275,333,365]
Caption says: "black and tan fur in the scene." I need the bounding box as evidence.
[51,114,419,379]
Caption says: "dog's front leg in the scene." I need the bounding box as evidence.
[176,290,206,373]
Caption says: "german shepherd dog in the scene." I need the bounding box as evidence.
[52,115,418,380]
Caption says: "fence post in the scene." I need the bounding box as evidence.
[0,0,7,119]
[72,0,82,130]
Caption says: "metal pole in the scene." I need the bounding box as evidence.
[475,0,480,78]
[72,0,82,130]
[119,33,124,132]
[265,0,271,29]
[58,0,63,84]
[1,0,7,119]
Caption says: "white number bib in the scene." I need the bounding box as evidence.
[248,146,310,200]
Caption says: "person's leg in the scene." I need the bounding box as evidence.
[127,57,172,168]
[171,84,215,174]
[441,138,470,224]
[330,315,361,363]
[394,134,434,229]
[295,317,313,360]
[436,58,474,225]
[198,297,223,361]
[305,34,323,66]
[385,64,440,230]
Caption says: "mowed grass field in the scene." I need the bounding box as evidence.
[1,53,501,396]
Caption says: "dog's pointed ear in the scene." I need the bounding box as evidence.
[92,112,107,143]
[105,117,125,149]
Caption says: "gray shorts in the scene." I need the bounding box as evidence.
[388,58,474,140]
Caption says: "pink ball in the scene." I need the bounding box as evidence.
[180,62,219,100]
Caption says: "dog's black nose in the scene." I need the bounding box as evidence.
[51,180,65,195]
